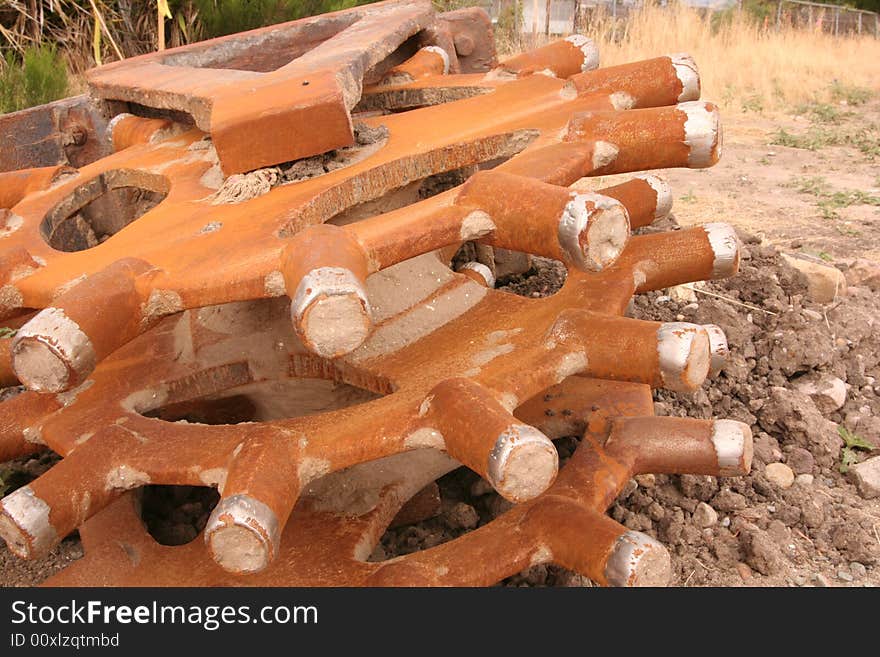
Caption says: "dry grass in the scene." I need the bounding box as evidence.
[512,2,880,114]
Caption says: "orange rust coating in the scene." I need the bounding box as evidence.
[381,47,448,83]
[548,312,673,388]
[0,391,60,462]
[40,377,747,587]
[604,415,727,475]
[422,377,551,496]
[613,225,734,292]
[0,247,40,289]
[499,38,591,78]
[568,56,689,108]
[0,166,73,210]
[598,178,663,229]
[282,224,371,286]
[566,103,720,173]
[455,171,574,261]
[0,339,17,387]
[12,258,157,389]
[111,115,177,152]
[213,428,303,528]
[211,71,356,176]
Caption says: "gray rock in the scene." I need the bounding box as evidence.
[850,562,867,580]
[792,373,847,414]
[848,455,880,499]
[765,463,795,488]
[693,502,718,528]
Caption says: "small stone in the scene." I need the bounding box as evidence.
[442,502,479,530]
[795,474,814,486]
[837,568,854,583]
[667,284,697,303]
[793,573,807,586]
[786,447,815,474]
[736,562,753,580]
[843,258,880,291]
[712,489,748,512]
[781,253,847,302]
[814,573,831,587]
[765,463,795,489]
[850,562,867,580]
[654,295,670,304]
[721,516,731,527]
[682,303,699,312]
[848,455,880,499]
[635,474,656,488]
[693,502,718,528]
[792,374,847,414]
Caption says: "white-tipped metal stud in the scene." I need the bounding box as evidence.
[291,266,372,359]
[703,222,741,279]
[564,34,600,72]
[205,494,281,574]
[459,261,496,288]
[711,420,753,476]
[0,485,58,559]
[423,46,451,74]
[679,100,721,168]
[558,193,630,272]
[12,307,97,393]
[656,322,710,392]
[604,530,672,586]
[635,173,673,220]
[669,53,700,102]
[703,324,729,377]
[487,424,558,503]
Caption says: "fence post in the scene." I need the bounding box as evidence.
[545,0,551,35]
[613,0,618,20]
[776,0,783,30]
[834,6,839,35]
[858,11,862,34]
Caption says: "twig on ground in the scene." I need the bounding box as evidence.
[691,287,778,316]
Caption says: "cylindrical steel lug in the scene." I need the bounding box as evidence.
[205,494,281,574]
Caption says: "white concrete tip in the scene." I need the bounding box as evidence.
[703,222,741,279]
[423,46,451,74]
[604,530,672,586]
[656,322,710,392]
[558,193,630,272]
[487,424,558,503]
[711,419,753,476]
[565,34,600,72]
[634,173,673,220]
[680,100,721,168]
[291,266,372,359]
[703,324,729,377]
[205,494,281,574]
[0,485,57,559]
[669,53,700,102]
[459,261,496,288]
[12,307,97,393]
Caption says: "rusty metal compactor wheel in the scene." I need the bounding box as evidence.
[0,0,749,586]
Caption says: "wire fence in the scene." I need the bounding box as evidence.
[483,0,879,38]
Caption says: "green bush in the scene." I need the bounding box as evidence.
[0,45,69,114]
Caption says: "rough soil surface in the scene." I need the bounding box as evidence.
[2,104,879,587]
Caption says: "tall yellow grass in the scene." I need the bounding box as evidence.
[530,2,880,113]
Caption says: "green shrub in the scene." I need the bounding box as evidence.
[0,45,69,114]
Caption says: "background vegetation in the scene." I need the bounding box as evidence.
[1,0,878,113]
